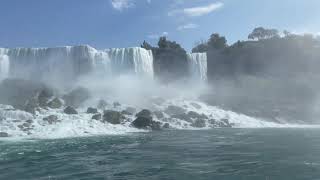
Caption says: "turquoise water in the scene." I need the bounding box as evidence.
[1,129,320,180]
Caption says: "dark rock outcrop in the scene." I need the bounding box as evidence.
[171,113,192,122]
[47,98,63,109]
[191,119,206,128]
[43,115,60,124]
[64,106,78,115]
[38,88,54,107]
[136,109,152,119]
[132,109,161,130]
[92,113,102,120]
[87,107,98,114]
[163,123,170,129]
[103,110,124,124]
[187,111,208,119]
[0,132,9,137]
[154,111,164,119]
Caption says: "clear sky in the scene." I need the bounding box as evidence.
[0,0,319,51]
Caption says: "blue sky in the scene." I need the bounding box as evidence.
[0,0,319,51]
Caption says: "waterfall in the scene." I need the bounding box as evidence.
[0,45,154,84]
[187,53,207,81]
[0,49,10,81]
[106,47,154,78]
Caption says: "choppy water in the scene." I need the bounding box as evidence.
[1,129,320,180]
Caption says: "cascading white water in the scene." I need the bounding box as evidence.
[0,49,10,81]
[106,48,153,78]
[187,53,208,81]
[0,45,154,84]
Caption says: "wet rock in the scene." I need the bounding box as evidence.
[43,115,60,124]
[218,119,234,128]
[132,110,160,130]
[191,119,206,128]
[151,121,161,130]
[190,102,202,109]
[103,110,124,124]
[208,119,217,125]
[165,105,186,115]
[26,119,33,124]
[136,109,152,119]
[97,99,108,110]
[131,117,152,129]
[187,111,208,119]
[171,113,192,123]
[163,123,170,129]
[87,107,98,114]
[92,113,102,120]
[63,87,90,108]
[47,98,63,109]
[113,102,121,108]
[64,106,78,115]
[0,132,9,137]
[38,88,54,107]
[154,111,164,119]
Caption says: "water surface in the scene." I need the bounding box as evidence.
[1,129,320,180]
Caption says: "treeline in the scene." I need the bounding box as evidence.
[142,37,189,83]
[142,27,320,83]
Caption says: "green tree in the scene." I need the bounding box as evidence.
[248,27,279,40]
[208,33,227,50]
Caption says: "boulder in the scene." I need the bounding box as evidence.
[97,99,108,110]
[38,88,54,107]
[165,105,186,115]
[131,117,152,129]
[136,109,152,119]
[131,117,161,130]
[64,106,78,115]
[63,87,90,108]
[103,110,124,124]
[0,132,9,137]
[151,121,161,130]
[132,109,161,130]
[191,119,206,128]
[163,123,170,129]
[47,98,63,109]
[92,113,102,120]
[43,115,60,124]
[154,111,164,119]
[218,119,234,128]
[87,107,98,114]
[171,113,192,122]
[187,111,208,119]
